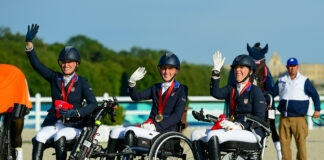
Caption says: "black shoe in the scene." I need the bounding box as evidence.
[193,140,207,160]
[106,138,118,160]
[207,136,221,160]
[124,131,136,160]
[55,137,67,160]
[32,139,45,160]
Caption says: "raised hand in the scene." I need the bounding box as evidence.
[212,51,226,72]
[129,67,147,87]
[26,24,39,42]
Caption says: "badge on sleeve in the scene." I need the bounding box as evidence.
[243,99,249,104]
[71,87,75,92]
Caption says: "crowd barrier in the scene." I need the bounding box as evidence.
[26,93,323,131]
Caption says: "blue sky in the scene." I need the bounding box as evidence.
[1,0,324,65]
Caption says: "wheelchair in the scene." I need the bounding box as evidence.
[112,121,198,160]
[98,113,198,160]
[192,109,272,160]
[69,98,197,160]
[147,130,198,160]
[0,103,30,160]
[31,97,118,160]
[68,97,119,160]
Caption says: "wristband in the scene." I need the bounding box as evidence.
[212,70,220,77]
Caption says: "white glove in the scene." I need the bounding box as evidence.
[212,51,226,71]
[141,123,156,131]
[220,120,242,131]
[129,67,147,87]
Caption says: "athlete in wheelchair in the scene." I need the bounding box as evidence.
[25,24,98,160]
[191,52,271,160]
[106,52,190,159]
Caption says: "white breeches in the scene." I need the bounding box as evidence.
[35,120,81,143]
[191,129,260,144]
[109,126,159,140]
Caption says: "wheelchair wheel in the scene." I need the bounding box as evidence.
[148,131,198,160]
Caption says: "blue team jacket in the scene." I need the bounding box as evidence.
[129,80,188,132]
[26,49,98,129]
[210,78,266,138]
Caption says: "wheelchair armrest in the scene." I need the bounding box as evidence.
[244,115,271,134]
[206,114,218,123]
[192,110,205,121]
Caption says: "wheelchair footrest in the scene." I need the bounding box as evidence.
[220,141,260,151]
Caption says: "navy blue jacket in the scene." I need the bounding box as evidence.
[26,49,98,129]
[210,78,266,138]
[129,80,188,132]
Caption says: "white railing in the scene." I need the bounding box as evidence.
[27,93,323,131]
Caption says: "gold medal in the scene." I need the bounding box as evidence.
[155,114,164,122]
[230,115,235,122]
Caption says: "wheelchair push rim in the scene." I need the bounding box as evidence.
[148,132,198,160]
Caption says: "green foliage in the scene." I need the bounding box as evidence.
[101,105,125,125]
[0,27,230,97]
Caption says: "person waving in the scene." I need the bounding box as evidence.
[25,24,97,160]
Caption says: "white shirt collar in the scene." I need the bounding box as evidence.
[63,73,75,86]
[236,82,247,95]
[161,81,173,94]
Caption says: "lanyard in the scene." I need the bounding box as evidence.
[230,81,251,115]
[61,74,77,102]
[158,81,175,115]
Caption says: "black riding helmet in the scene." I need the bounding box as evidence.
[58,46,81,63]
[158,52,180,70]
[58,46,81,75]
[231,54,256,83]
[157,52,180,82]
[231,54,256,71]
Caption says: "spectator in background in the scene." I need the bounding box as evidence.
[268,57,321,160]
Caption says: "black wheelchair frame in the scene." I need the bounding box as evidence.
[111,121,198,160]
[68,97,119,160]
[0,103,29,160]
[192,109,271,160]
[32,97,118,160]
[66,95,197,160]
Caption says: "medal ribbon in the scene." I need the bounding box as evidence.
[158,80,175,115]
[230,81,251,115]
[61,74,77,102]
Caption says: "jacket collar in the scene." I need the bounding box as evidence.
[56,73,79,90]
[284,71,300,81]
[159,80,180,88]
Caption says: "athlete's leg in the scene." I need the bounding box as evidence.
[191,128,210,160]
[106,127,126,160]
[33,125,58,160]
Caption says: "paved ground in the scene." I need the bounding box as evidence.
[21,127,324,160]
